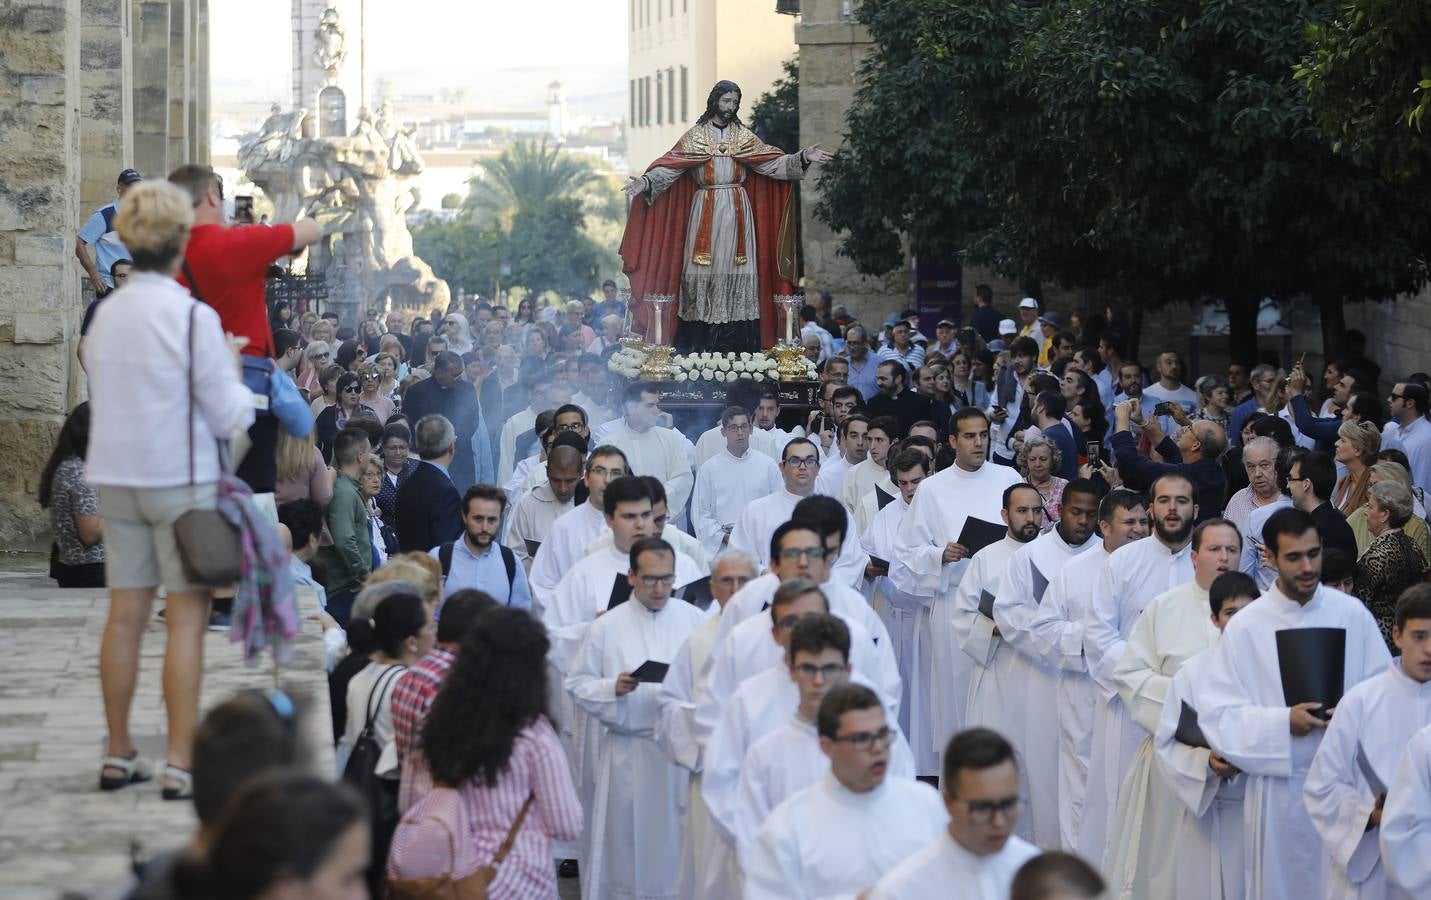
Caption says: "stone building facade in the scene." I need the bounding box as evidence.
[0,0,209,548]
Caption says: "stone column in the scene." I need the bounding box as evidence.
[0,0,82,547]
[193,0,210,164]
[166,0,190,166]
[79,0,134,216]
[795,0,909,326]
[131,0,170,177]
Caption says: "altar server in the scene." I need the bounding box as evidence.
[729,437,820,564]
[1197,508,1391,900]
[503,441,581,571]
[1305,585,1431,899]
[1079,472,1196,865]
[528,445,629,612]
[813,414,868,497]
[992,478,1104,847]
[1381,721,1431,896]
[839,415,899,523]
[604,382,695,520]
[744,684,948,900]
[692,406,783,557]
[566,537,707,900]
[585,476,709,573]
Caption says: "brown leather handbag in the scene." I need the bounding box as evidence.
[384,791,536,900]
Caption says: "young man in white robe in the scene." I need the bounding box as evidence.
[1079,472,1197,866]
[1305,585,1431,900]
[1197,507,1392,900]
[1105,517,1245,897]
[955,482,1043,821]
[813,414,868,498]
[654,551,760,900]
[566,537,708,900]
[733,613,918,861]
[992,478,1104,848]
[604,381,694,525]
[585,476,710,573]
[862,448,930,749]
[502,442,580,572]
[729,437,820,566]
[839,415,898,524]
[1381,720,1431,896]
[1152,572,1258,900]
[894,406,1024,767]
[744,684,948,899]
[691,406,783,558]
[528,445,629,612]
[870,728,1040,899]
[1026,488,1148,851]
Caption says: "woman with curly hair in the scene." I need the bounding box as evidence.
[1018,434,1067,529]
[390,607,582,898]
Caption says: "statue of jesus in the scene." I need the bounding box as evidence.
[619,80,833,352]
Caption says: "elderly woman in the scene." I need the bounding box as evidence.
[1353,480,1429,650]
[295,339,331,398]
[1018,434,1066,528]
[587,313,625,355]
[308,317,335,349]
[1349,461,1431,559]
[308,363,344,416]
[1333,420,1380,514]
[359,453,398,565]
[82,180,256,798]
[564,299,596,345]
[439,311,473,356]
[315,372,377,462]
[1193,375,1232,431]
[376,423,419,528]
[356,361,396,423]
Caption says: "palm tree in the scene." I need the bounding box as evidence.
[463,138,599,225]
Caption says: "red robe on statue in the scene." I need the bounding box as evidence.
[619,122,801,350]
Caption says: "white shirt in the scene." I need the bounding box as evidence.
[692,447,783,557]
[1239,497,1295,590]
[584,523,711,574]
[1084,536,1195,699]
[1397,416,1431,493]
[814,452,854,498]
[496,405,537,483]
[727,488,870,588]
[869,831,1040,900]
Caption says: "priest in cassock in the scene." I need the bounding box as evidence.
[1105,517,1244,897]
[1152,572,1257,900]
[503,441,581,572]
[744,684,948,900]
[529,445,629,612]
[692,406,783,558]
[1025,489,1147,851]
[839,415,900,525]
[894,407,1024,767]
[1197,508,1392,900]
[992,478,1105,847]
[861,449,930,746]
[655,551,760,900]
[604,382,695,524]
[566,537,709,900]
[869,728,1040,899]
[1381,720,1431,896]
[1080,472,1196,866]
[1305,586,1431,899]
[813,414,868,498]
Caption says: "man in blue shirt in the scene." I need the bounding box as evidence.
[76,168,142,294]
[432,483,531,608]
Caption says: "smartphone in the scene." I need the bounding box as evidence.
[1086,441,1101,462]
[1153,401,1173,417]
[234,195,255,225]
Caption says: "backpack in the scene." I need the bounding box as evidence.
[437,542,518,604]
[341,664,407,894]
[386,787,535,900]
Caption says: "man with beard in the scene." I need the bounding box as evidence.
[1104,518,1243,896]
[991,478,1106,846]
[502,440,583,572]
[431,484,529,607]
[1196,509,1390,900]
[1026,489,1149,851]
[1079,473,1197,867]
[894,407,1024,770]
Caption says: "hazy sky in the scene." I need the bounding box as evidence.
[211,0,628,89]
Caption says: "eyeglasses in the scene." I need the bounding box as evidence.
[589,466,624,478]
[555,421,586,432]
[715,575,753,587]
[792,662,845,680]
[638,574,677,587]
[341,386,361,394]
[312,352,331,360]
[777,546,827,561]
[362,373,380,380]
[723,422,752,432]
[1390,393,1406,401]
[829,727,896,752]
[785,456,819,469]
[955,795,1021,824]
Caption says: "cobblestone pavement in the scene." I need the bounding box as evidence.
[0,559,582,900]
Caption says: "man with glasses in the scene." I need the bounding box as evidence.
[693,406,783,558]
[528,445,631,609]
[745,683,947,899]
[869,728,1037,899]
[843,325,880,400]
[567,536,708,900]
[1385,381,1431,492]
[730,437,822,568]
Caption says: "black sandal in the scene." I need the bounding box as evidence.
[161,763,193,801]
[99,752,153,791]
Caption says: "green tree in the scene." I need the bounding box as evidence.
[440,192,463,210]
[751,57,800,153]
[818,0,1431,362]
[463,138,601,225]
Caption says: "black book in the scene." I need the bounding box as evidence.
[1031,565,1050,605]
[1275,627,1346,721]
[525,539,541,558]
[632,660,670,684]
[876,486,897,510]
[1174,701,1210,749]
[868,554,890,570]
[978,589,996,620]
[681,576,714,609]
[607,573,633,610]
[958,517,1007,558]
[1356,742,1387,796]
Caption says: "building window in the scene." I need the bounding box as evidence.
[680,66,689,122]
[630,80,637,127]
[644,76,652,126]
[656,71,663,125]
[656,0,661,21]
[667,67,675,125]
[630,0,635,30]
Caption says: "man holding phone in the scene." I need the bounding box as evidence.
[1111,398,1228,520]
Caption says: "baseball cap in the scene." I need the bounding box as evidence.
[883,313,900,327]
[1039,311,1063,328]
[1018,297,1039,310]
[117,168,143,185]
[998,318,1017,334]
[937,318,956,328]
[988,339,1008,352]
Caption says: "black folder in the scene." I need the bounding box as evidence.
[868,554,890,571]
[631,660,670,683]
[1356,742,1387,796]
[978,589,996,620]
[525,539,541,558]
[1031,565,1050,605]
[958,517,1007,557]
[607,573,633,610]
[876,486,897,510]
[681,576,714,609]
[1174,701,1210,749]
[1275,627,1346,720]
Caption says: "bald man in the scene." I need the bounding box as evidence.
[503,444,583,572]
[1111,399,1227,521]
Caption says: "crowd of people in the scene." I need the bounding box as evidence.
[58,167,1431,900]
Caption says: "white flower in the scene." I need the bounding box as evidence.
[739,352,752,362]
[674,372,688,382]
[751,372,765,381]
[714,371,728,382]
[702,368,715,380]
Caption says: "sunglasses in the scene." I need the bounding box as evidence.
[341,386,361,394]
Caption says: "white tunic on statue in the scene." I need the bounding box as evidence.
[501,481,572,573]
[727,488,869,589]
[1381,722,1431,896]
[1305,660,1431,900]
[1104,579,1220,899]
[604,422,695,520]
[566,596,707,900]
[744,772,949,900]
[1025,542,1111,851]
[528,501,608,616]
[691,447,783,558]
[992,527,1097,848]
[1153,648,1247,900]
[861,495,924,750]
[868,832,1041,900]
[893,461,1023,766]
[1079,535,1193,866]
[1196,584,1391,900]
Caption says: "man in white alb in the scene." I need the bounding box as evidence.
[1382,720,1431,896]
[692,405,783,558]
[502,442,581,572]
[604,381,695,523]
[729,437,820,565]
[839,415,898,527]
[813,414,868,498]
[497,375,552,482]
[528,445,628,612]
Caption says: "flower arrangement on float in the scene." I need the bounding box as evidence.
[607,348,816,383]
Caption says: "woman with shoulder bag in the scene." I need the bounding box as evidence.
[82,180,257,800]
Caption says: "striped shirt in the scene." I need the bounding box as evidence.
[388,718,583,900]
[392,647,455,813]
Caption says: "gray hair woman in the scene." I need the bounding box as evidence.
[82,180,256,799]
[296,339,331,398]
[1018,433,1066,529]
[1354,480,1429,651]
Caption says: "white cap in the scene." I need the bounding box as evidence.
[998,318,1017,334]
[1018,297,1040,310]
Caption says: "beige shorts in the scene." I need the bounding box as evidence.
[98,483,219,592]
